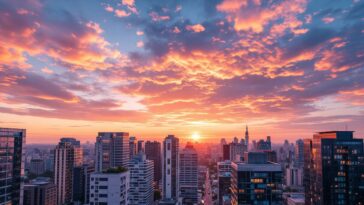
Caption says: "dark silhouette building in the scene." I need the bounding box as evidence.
[145,141,162,186]
[72,164,94,204]
[304,131,364,205]
[223,144,230,160]
[23,178,56,205]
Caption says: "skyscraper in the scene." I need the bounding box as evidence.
[231,152,283,205]
[179,142,198,205]
[95,132,129,172]
[129,153,154,205]
[137,140,144,153]
[54,138,81,205]
[304,131,364,205]
[294,139,304,168]
[145,141,162,186]
[218,160,231,205]
[129,136,137,159]
[222,144,230,160]
[162,135,179,201]
[0,128,26,205]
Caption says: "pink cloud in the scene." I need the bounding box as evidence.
[115,9,130,17]
[149,11,170,22]
[186,24,205,33]
[322,17,335,24]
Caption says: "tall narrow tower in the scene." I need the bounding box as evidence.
[245,125,249,151]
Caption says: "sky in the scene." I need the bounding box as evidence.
[0,0,364,144]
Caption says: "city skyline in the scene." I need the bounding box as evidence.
[1,0,364,144]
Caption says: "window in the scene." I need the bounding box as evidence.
[99,178,108,181]
[167,143,170,150]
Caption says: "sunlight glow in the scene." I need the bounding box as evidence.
[191,132,201,141]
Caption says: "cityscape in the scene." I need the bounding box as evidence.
[1,0,364,205]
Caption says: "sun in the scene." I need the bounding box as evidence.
[191,132,201,141]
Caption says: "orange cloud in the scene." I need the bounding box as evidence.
[186,24,205,33]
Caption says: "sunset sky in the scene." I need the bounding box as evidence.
[1,0,364,144]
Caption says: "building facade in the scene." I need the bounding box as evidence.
[23,178,56,205]
[72,164,95,204]
[162,135,179,200]
[218,160,231,205]
[95,132,129,172]
[89,169,129,205]
[231,152,283,205]
[129,153,154,205]
[179,143,198,205]
[145,141,162,186]
[29,159,45,175]
[0,128,26,205]
[304,131,364,205]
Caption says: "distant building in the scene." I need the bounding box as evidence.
[222,144,230,160]
[0,128,26,205]
[129,153,154,205]
[229,141,246,161]
[95,132,130,172]
[129,136,137,159]
[218,160,231,205]
[145,141,162,186]
[285,164,303,187]
[179,143,198,205]
[304,131,364,205]
[231,152,283,205]
[89,168,129,205]
[72,164,95,204]
[23,177,56,205]
[245,125,249,150]
[162,135,179,201]
[294,139,304,168]
[29,159,45,175]
[253,136,272,151]
[137,140,145,153]
[54,138,82,205]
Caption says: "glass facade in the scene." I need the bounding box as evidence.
[0,128,25,205]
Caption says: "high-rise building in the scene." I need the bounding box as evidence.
[229,141,246,161]
[294,139,304,168]
[72,164,95,204]
[218,160,231,205]
[231,152,283,205]
[304,131,364,205]
[23,177,56,205]
[162,135,179,201]
[179,143,198,205]
[54,138,82,205]
[0,128,26,205]
[222,144,230,160]
[253,136,272,151]
[90,167,129,205]
[29,159,45,175]
[95,132,129,172]
[285,164,303,188]
[129,136,137,159]
[145,141,162,186]
[137,140,144,153]
[129,153,154,205]
[60,138,83,166]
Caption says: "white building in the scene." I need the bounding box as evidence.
[89,168,129,205]
[285,165,303,187]
[179,143,198,205]
[162,135,179,201]
[95,132,129,172]
[129,153,154,205]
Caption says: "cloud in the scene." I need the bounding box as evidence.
[186,24,206,33]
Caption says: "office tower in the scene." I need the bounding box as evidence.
[45,150,54,172]
[222,144,230,160]
[89,167,129,205]
[72,164,95,204]
[145,141,162,185]
[304,131,364,205]
[179,143,198,205]
[137,140,144,153]
[29,159,45,175]
[162,135,179,201]
[218,160,231,205]
[23,177,57,205]
[0,128,26,205]
[129,136,137,159]
[54,138,81,205]
[231,152,283,205]
[294,139,304,168]
[229,140,246,161]
[60,137,83,166]
[129,153,154,205]
[95,132,129,172]
[245,125,249,150]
